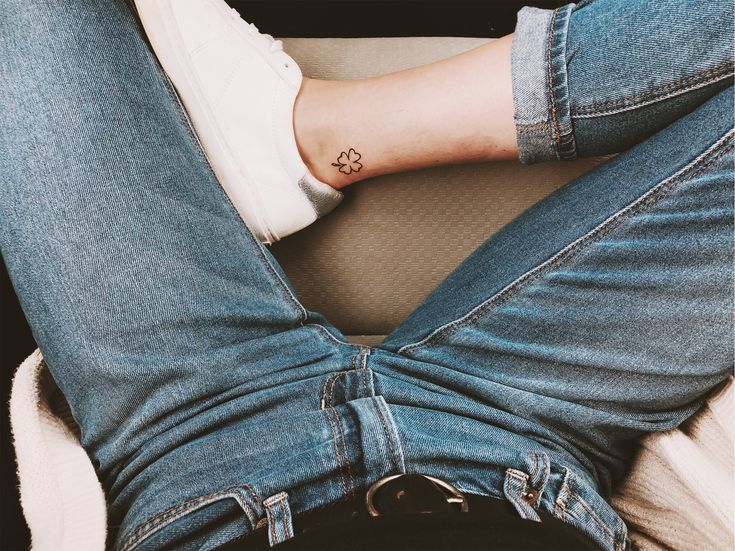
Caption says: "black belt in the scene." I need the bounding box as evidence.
[225,474,601,550]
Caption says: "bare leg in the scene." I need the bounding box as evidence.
[294,35,517,189]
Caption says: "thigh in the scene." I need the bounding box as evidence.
[381,88,734,489]
[0,0,346,479]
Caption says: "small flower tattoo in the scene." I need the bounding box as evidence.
[331,148,363,175]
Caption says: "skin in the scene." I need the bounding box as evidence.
[293,34,518,190]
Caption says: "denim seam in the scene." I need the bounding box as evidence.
[142,27,213,171]
[206,172,309,326]
[281,501,290,542]
[359,350,371,398]
[319,351,372,408]
[121,484,261,551]
[127,0,211,163]
[506,469,528,483]
[269,504,277,546]
[306,323,353,348]
[546,7,562,147]
[573,71,733,119]
[569,492,615,543]
[322,405,349,498]
[504,469,542,521]
[320,361,361,499]
[131,0,315,328]
[324,351,403,474]
[553,468,573,518]
[546,5,576,161]
[167,74,211,160]
[552,469,619,551]
[171,76,308,326]
[572,62,734,117]
[281,502,290,542]
[132,484,260,535]
[372,396,399,472]
[319,353,382,499]
[529,450,549,503]
[397,129,734,355]
[320,366,350,409]
[331,403,356,497]
[328,372,357,498]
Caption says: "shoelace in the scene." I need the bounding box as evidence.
[229,8,284,54]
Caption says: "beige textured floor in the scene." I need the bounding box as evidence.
[272,157,605,336]
[272,37,608,337]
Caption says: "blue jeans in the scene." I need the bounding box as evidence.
[1,1,732,550]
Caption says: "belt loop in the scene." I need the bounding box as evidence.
[528,450,550,498]
[357,348,375,398]
[264,492,294,547]
[503,469,542,522]
[502,450,550,520]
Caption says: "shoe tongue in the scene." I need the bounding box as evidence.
[298,171,343,218]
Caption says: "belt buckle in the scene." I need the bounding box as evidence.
[365,473,469,517]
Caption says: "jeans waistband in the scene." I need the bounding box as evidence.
[115,350,629,551]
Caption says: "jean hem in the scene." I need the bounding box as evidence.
[512,4,577,164]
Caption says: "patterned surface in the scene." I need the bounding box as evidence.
[273,38,606,336]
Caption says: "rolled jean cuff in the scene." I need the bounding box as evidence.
[512,4,577,164]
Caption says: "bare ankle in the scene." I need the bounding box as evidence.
[293,78,363,190]
[294,35,518,192]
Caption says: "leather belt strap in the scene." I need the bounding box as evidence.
[227,474,601,550]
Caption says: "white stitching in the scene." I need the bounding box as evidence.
[397,128,734,355]
[573,71,733,119]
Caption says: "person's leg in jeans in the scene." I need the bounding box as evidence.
[0,0,358,546]
[375,1,733,542]
[291,0,732,190]
[3,0,732,550]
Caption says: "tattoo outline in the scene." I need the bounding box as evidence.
[331,148,363,175]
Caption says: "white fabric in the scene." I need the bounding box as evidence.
[9,350,107,551]
[135,0,326,244]
[10,349,733,550]
[612,377,734,551]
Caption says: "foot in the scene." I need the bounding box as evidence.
[135,0,343,243]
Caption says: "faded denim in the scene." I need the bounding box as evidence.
[512,0,734,163]
[1,1,732,550]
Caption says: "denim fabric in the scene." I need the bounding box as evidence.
[1,1,733,551]
[512,0,734,163]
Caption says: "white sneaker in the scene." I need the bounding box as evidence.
[135,0,342,244]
